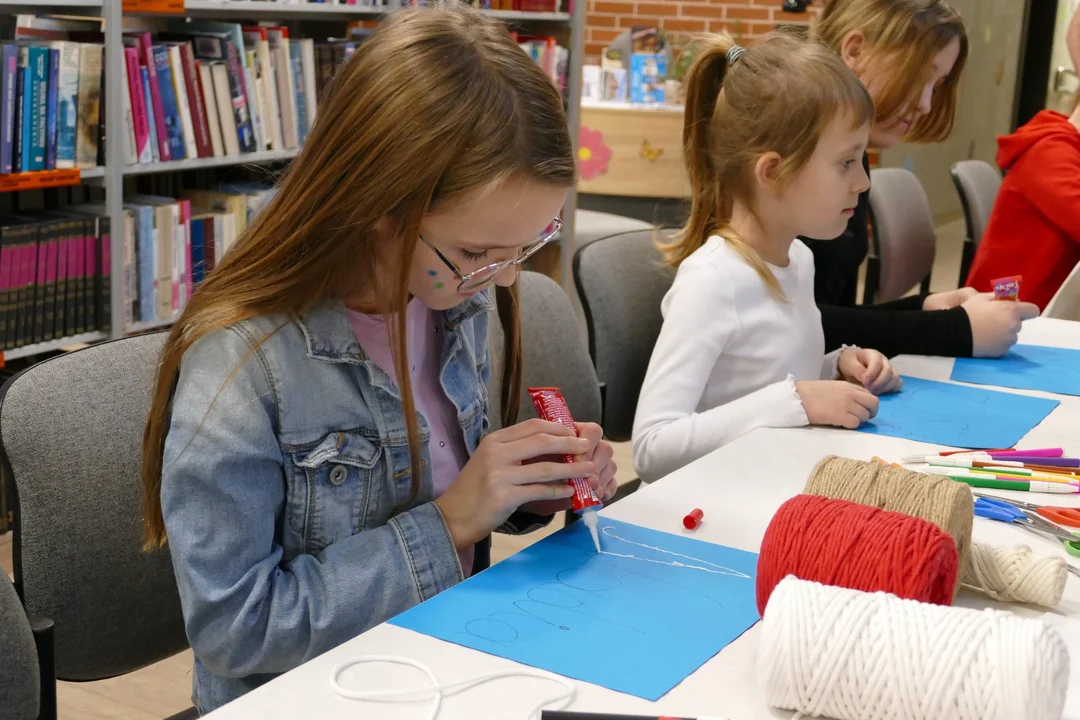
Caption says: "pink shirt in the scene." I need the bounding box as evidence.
[347,298,474,577]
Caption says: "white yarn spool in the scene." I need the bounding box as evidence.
[964,542,1068,607]
[757,576,1070,720]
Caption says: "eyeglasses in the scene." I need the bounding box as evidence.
[420,216,563,294]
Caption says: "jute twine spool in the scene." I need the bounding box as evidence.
[756,495,959,614]
[805,456,1067,607]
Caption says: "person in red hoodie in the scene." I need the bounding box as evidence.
[967,9,1080,310]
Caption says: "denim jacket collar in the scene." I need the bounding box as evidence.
[296,292,494,365]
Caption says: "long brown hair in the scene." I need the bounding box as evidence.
[141,4,574,549]
[661,32,874,294]
[812,0,968,143]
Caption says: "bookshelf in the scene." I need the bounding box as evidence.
[3,0,584,361]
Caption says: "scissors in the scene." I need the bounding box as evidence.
[974,496,1080,577]
[971,492,1080,529]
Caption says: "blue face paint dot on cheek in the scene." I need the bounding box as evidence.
[427,269,439,277]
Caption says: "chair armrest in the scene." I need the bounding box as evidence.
[29,615,56,720]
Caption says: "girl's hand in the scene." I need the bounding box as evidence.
[838,348,904,395]
[796,380,879,429]
[434,419,597,551]
[961,292,1040,357]
[518,422,618,517]
[923,287,978,311]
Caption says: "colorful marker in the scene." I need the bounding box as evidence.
[944,474,1079,494]
[929,463,1079,483]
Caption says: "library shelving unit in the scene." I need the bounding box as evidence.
[0,0,111,360]
[97,0,585,348]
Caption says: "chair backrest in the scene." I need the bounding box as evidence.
[573,209,653,251]
[0,571,38,720]
[867,168,937,303]
[488,271,602,429]
[573,229,675,441]
[0,333,188,681]
[1043,260,1080,321]
[950,160,1002,250]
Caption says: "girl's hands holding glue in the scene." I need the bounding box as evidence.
[517,422,618,517]
[795,380,879,429]
[837,348,903,395]
[434,419,603,551]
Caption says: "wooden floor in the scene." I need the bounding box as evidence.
[0,220,967,718]
[0,442,634,719]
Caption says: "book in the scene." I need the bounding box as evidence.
[51,42,79,170]
[197,61,224,157]
[121,55,137,165]
[177,42,212,158]
[126,32,170,162]
[44,47,59,170]
[267,29,297,149]
[172,28,255,153]
[152,44,186,161]
[243,27,281,151]
[16,47,28,172]
[124,46,152,164]
[1,45,17,174]
[140,65,159,163]
[209,63,239,156]
[28,45,47,171]
[166,44,198,160]
[289,42,307,144]
[299,38,317,131]
[74,43,101,169]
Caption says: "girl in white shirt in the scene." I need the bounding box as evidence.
[632,32,903,483]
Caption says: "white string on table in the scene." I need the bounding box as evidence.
[330,655,576,720]
[757,576,1070,720]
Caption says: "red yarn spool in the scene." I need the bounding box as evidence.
[756,494,959,615]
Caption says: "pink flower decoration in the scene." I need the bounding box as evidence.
[578,126,612,181]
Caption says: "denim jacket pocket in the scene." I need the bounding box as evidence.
[286,431,382,556]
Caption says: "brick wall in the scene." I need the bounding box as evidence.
[585,0,822,63]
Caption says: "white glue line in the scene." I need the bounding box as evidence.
[597,526,751,578]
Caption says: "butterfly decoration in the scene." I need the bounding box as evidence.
[640,140,663,163]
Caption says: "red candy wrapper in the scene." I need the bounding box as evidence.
[992,275,1022,301]
[527,386,603,514]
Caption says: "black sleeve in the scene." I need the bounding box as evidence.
[820,304,973,358]
[869,294,927,311]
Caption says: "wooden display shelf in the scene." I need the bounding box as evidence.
[0,168,88,193]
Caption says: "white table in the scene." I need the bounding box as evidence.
[207,318,1080,720]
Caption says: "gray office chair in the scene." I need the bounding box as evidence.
[489,271,602,429]
[864,168,937,304]
[490,272,619,522]
[573,229,675,442]
[950,160,1002,285]
[0,570,38,720]
[0,332,195,720]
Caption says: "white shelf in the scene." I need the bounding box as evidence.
[80,167,105,179]
[126,317,176,333]
[3,332,109,361]
[0,0,103,14]
[120,148,300,177]
[484,9,570,22]
[173,0,386,18]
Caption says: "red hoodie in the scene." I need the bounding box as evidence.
[966,110,1080,310]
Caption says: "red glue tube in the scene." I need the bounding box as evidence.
[528,386,603,552]
[992,275,1022,301]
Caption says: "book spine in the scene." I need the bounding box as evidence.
[33,223,48,343]
[203,213,216,275]
[69,220,83,334]
[17,227,36,346]
[16,47,28,173]
[52,225,67,338]
[140,66,160,163]
[96,47,105,169]
[84,217,97,331]
[53,43,79,170]
[301,39,317,130]
[242,57,264,152]
[125,47,152,164]
[45,48,59,170]
[167,45,197,159]
[99,215,110,332]
[153,45,186,161]
[171,204,182,313]
[29,46,46,171]
[122,58,138,165]
[289,44,307,144]
[7,230,21,347]
[43,224,57,341]
[196,61,224,157]
[135,206,154,322]
[180,199,192,306]
[190,217,204,286]
[0,233,10,346]
[136,33,171,161]
[75,44,102,169]
[179,43,212,158]
[0,46,16,174]
[222,38,255,153]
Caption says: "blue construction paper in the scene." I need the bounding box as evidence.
[857,375,1059,449]
[951,345,1080,397]
[390,518,760,701]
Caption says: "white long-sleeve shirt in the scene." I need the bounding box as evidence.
[632,236,842,483]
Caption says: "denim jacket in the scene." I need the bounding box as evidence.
[160,294,545,713]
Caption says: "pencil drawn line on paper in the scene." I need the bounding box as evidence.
[457,525,751,647]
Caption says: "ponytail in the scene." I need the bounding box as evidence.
[658,34,785,298]
[658,35,734,269]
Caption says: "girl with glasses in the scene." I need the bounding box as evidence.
[139,6,616,713]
